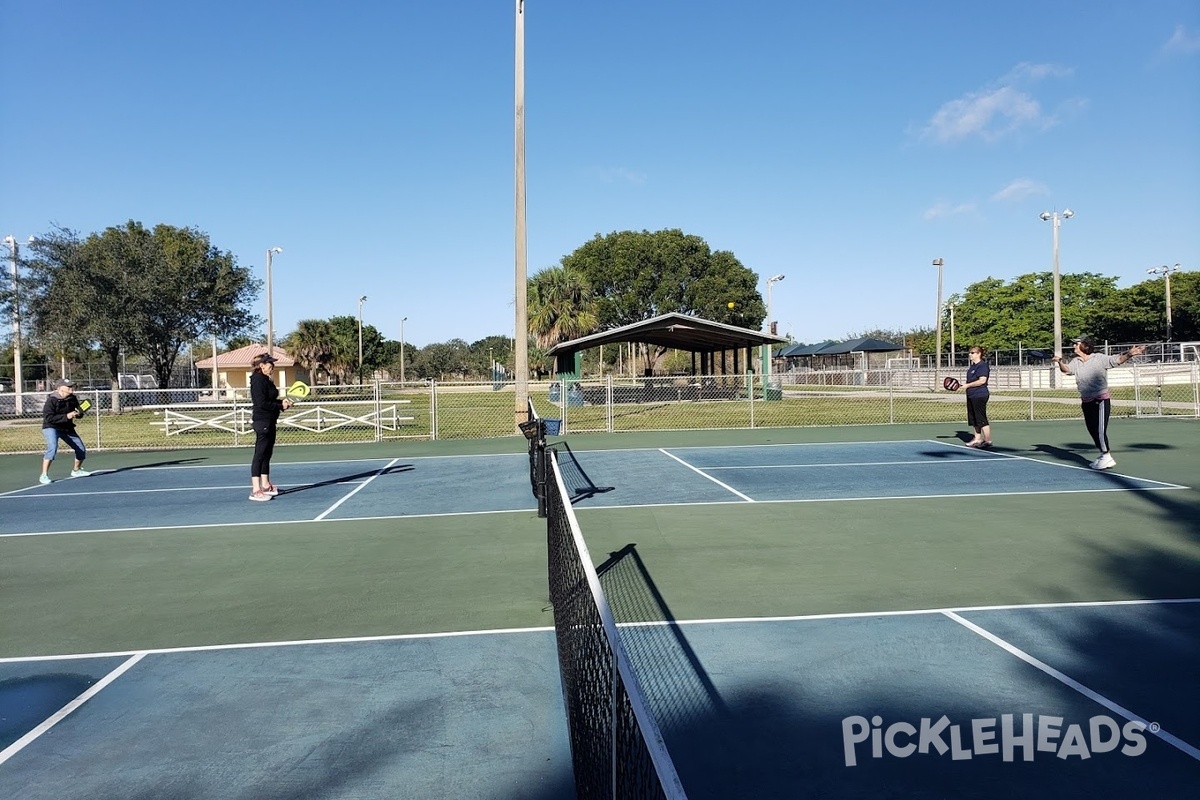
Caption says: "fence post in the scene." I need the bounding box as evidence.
[606,374,614,433]
[374,378,383,442]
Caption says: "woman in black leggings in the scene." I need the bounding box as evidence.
[248,353,293,501]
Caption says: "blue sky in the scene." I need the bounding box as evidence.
[3,1,1198,348]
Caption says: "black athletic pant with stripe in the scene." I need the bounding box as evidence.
[1081,397,1111,454]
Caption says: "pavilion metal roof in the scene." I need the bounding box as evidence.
[544,312,787,357]
[810,337,904,355]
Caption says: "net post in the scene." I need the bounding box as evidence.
[535,419,548,518]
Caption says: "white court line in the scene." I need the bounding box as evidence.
[657,448,754,501]
[944,610,1200,762]
[0,452,526,499]
[924,439,1189,489]
[314,457,403,521]
[2,597,1195,664]
[0,506,538,539]
[0,484,1186,539]
[0,483,366,499]
[702,457,996,470]
[0,652,146,767]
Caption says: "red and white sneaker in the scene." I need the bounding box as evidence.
[249,490,272,502]
[263,484,280,496]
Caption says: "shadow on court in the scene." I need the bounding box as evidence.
[98,457,210,474]
[275,464,414,495]
[551,442,614,503]
[589,545,1200,799]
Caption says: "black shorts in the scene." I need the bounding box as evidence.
[966,395,990,428]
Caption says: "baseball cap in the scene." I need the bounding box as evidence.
[255,353,278,365]
[55,378,77,388]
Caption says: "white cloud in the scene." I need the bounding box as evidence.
[1001,62,1075,83]
[992,178,1048,203]
[595,166,647,185]
[921,62,1075,143]
[923,201,976,221]
[1162,24,1200,55]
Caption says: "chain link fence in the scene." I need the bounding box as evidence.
[1,363,1196,454]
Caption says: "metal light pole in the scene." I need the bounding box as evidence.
[1039,209,1073,364]
[513,0,529,429]
[357,295,367,385]
[400,316,408,384]
[1147,264,1182,342]
[948,303,956,367]
[1039,210,1072,388]
[3,235,23,413]
[765,274,785,380]
[932,259,944,371]
[266,247,283,352]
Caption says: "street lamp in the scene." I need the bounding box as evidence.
[1039,209,1073,369]
[357,295,368,384]
[400,316,408,384]
[265,247,283,353]
[1147,264,1182,341]
[932,259,944,371]
[765,274,785,379]
[948,303,956,368]
[3,235,25,413]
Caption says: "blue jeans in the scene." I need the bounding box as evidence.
[43,427,87,463]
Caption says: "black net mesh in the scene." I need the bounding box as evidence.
[546,452,687,800]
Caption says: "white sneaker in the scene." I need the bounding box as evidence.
[38,474,52,485]
[249,490,272,502]
[1091,453,1116,470]
[71,469,92,478]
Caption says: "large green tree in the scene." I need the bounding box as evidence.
[411,338,471,380]
[946,272,1121,354]
[24,221,260,387]
[527,265,599,349]
[560,229,766,329]
[1103,270,1199,343]
[557,229,766,369]
[283,319,337,383]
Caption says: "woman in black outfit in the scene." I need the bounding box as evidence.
[248,353,292,501]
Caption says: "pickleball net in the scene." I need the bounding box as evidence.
[545,449,688,800]
[521,397,548,517]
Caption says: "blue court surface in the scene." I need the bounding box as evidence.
[2,601,1197,798]
[0,440,1183,536]
[2,436,1196,798]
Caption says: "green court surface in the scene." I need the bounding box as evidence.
[1,418,1197,798]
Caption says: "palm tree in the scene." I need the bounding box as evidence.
[528,265,599,349]
[284,319,335,383]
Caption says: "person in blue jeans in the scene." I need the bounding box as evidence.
[957,346,992,448]
[40,378,91,484]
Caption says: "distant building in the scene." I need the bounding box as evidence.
[193,344,307,398]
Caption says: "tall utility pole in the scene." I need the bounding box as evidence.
[357,296,368,384]
[1147,264,1182,342]
[1040,209,1073,388]
[948,303,956,367]
[400,316,408,384]
[932,259,944,371]
[513,0,529,429]
[266,247,283,352]
[765,274,785,381]
[3,235,23,414]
